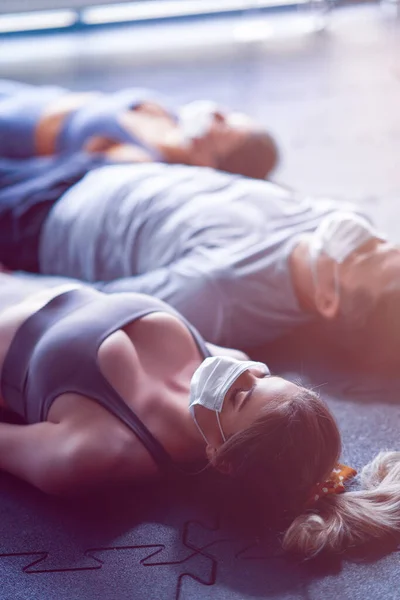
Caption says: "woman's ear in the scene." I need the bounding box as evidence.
[313,256,340,320]
[213,110,226,124]
[315,286,339,319]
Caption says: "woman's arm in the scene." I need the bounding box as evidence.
[0,419,134,495]
[0,421,72,493]
[101,142,154,163]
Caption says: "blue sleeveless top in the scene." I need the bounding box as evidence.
[0,287,210,470]
[0,80,176,161]
[57,88,177,160]
[0,80,67,159]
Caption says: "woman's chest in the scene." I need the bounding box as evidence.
[47,312,204,470]
[98,312,203,418]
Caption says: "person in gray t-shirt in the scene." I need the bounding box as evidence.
[32,160,388,350]
[1,159,399,368]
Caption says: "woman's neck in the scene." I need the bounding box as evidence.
[158,131,193,165]
[157,397,207,463]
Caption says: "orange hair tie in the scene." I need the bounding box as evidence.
[307,463,357,508]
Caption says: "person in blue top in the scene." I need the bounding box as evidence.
[0,79,278,180]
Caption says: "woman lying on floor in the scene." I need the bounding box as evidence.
[0,273,398,558]
[0,79,277,179]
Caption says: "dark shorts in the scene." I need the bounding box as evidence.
[0,153,109,272]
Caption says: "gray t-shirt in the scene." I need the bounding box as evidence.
[40,163,366,348]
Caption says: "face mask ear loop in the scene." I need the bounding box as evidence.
[307,235,322,294]
[192,413,211,445]
[333,261,341,306]
[216,412,227,443]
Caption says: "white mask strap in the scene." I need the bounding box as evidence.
[216,412,227,443]
[192,414,210,445]
[332,261,340,304]
[192,411,227,445]
[307,233,341,303]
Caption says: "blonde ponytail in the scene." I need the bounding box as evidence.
[283,451,400,557]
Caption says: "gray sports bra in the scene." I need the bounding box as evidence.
[0,287,210,470]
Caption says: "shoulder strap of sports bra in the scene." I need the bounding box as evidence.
[84,369,173,470]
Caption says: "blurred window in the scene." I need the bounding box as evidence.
[0,1,282,33]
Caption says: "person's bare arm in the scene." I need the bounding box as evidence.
[0,421,73,492]
[84,137,154,163]
[0,418,134,495]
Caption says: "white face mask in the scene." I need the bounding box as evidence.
[307,212,384,290]
[225,111,253,129]
[178,100,220,141]
[189,356,269,444]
